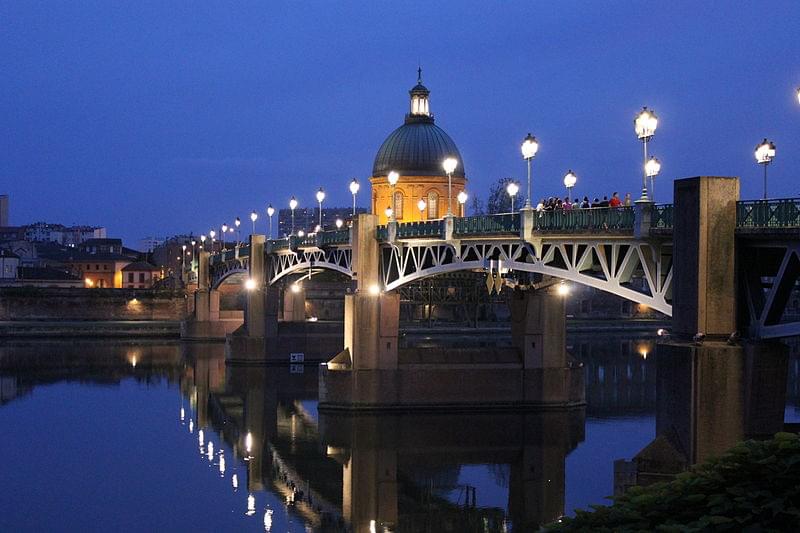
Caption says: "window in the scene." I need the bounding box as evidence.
[393,191,404,220]
[95,264,100,270]
[128,273,134,283]
[427,191,438,219]
[103,264,108,270]
[139,273,145,283]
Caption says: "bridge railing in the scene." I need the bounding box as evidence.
[397,220,444,238]
[535,206,635,232]
[376,225,388,241]
[319,228,350,246]
[652,204,674,229]
[737,198,800,229]
[454,213,520,236]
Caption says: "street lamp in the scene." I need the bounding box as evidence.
[266,205,275,239]
[234,217,241,245]
[200,235,206,250]
[181,244,187,274]
[387,171,399,222]
[563,170,577,199]
[442,158,458,216]
[754,139,776,200]
[335,218,343,229]
[385,206,393,220]
[289,196,298,236]
[221,223,228,250]
[645,157,661,202]
[796,87,800,105]
[506,181,519,213]
[349,179,360,217]
[634,107,658,201]
[209,230,216,251]
[521,133,539,208]
[250,210,258,234]
[316,188,325,229]
[417,198,427,220]
[457,190,468,217]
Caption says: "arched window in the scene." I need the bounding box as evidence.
[394,191,404,219]
[427,191,439,219]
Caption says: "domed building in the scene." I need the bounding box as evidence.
[370,71,467,224]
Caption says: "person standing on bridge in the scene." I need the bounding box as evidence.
[609,192,622,207]
[624,193,632,206]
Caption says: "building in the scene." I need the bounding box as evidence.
[0,249,20,279]
[370,71,467,224]
[121,261,162,289]
[19,222,106,246]
[277,207,367,237]
[0,194,8,227]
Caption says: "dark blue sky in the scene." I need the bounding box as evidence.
[2,1,799,244]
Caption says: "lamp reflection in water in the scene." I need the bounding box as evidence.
[188,419,194,434]
[207,441,214,461]
[263,509,273,531]
[198,429,204,448]
[179,407,185,422]
[246,494,256,516]
[232,473,239,491]
[219,452,226,476]
[245,431,253,456]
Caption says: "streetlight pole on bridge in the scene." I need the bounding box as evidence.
[755,139,776,200]
[634,107,658,202]
[521,133,538,208]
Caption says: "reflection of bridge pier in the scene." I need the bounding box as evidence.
[321,408,585,532]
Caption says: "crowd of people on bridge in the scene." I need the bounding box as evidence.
[535,192,632,212]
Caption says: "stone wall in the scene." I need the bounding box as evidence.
[0,287,188,321]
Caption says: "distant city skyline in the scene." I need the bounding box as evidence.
[2,1,799,244]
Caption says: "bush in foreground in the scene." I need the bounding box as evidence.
[546,432,800,531]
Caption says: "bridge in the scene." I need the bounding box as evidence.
[182,176,800,410]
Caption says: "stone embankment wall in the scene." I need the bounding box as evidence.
[0,287,189,321]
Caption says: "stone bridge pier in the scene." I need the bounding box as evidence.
[320,214,583,409]
[619,176,789,488]
[181,250,241,340]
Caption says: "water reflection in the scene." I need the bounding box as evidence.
[2,334,793,531]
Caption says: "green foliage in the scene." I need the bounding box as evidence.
[545,433,800,532]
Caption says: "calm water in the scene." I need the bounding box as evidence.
[1,334,791,532]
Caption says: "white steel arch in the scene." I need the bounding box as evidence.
[268,248,353,285]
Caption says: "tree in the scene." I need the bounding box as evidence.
[469,195,484,216]
[486,177,515,214]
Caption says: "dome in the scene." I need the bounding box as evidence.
[373,121,465,178]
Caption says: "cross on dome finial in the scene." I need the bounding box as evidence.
[417,66,422,84]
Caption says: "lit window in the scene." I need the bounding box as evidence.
[427,192,438,219]
[394,191,404,220]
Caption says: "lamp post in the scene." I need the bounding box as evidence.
[754,139,776,200]
[289,196,298,236]
[387,171,399,222]
[335,218,343,229]
[442,158,458,216]
[384,206,393,220]
[645,157,661,202]
[634,107,658,201]
[234,218,241,245]
[563,170,577,200]
[457,190,468,217]
[221,223,228,250]
[266,205,275,239]
[521,133,539,208]
[506,181,519,213]
[250,211,258,234]
[181,244,187,275]
[796,87,800,105]
[200,235,206,250]
[316,188,325,230]
[209,230,216,252]
[349,179,360,217]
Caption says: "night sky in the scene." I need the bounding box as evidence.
[2,1,799,245]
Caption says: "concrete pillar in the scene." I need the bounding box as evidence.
[197,250,209,290]
[283,285,306,322]
[341,214,399,370]
[510,287,566,368]
[672,176,739,339]
[245,235,266,337]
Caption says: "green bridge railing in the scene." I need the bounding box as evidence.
[454,213,520,236]
[397,220,444,238]
[737,198,800,229]
[652,204,674,230]
[536,206,635,232]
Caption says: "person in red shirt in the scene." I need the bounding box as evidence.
[609,192,622,207]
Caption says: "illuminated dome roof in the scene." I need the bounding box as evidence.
[372,71,465,178]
